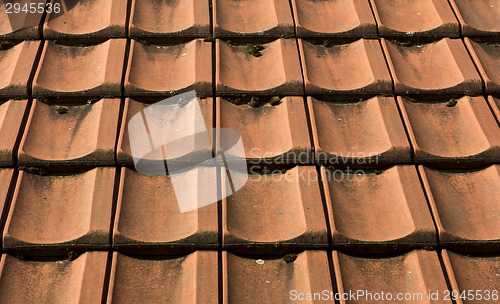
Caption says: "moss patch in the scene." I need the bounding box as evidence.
[283,253,298,263]
[445,98,457,107]
[246,44,265,57]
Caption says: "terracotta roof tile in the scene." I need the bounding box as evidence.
[33,39,126,98]
[381,38,482,96]
[323,166,436,252]
[0,41,40,98]
[107,251,218,303]
[450,0,500,38]
[465,39,500,93]
[291,0,377,39]
[213,0,294,39]
[0,252,107,303]
[0,99,28,167]
[18,99,120,168]
[0,3,41,40]
[216,39,303,96]
[370,0,459,38]
[420,165,500,251]
[129,0,210,39]
[0,169,14,223]
[399,96,500,165]
[300,39,393,96]
[489,95,500,123]
[3,168,115,253]
[223,167,328,252]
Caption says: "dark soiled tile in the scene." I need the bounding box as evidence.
[223,167,328,252]
[107,251,218,304]
[308,97,410,166]
[382,38,482,95]
[113,168,218,252]
[420,165,500,251]
[217,97,311,167]
[370,0,459,38]
[213,0,294,39]
[125,39,212,97]
[450,0,500,38]
[117,97,213,168]
[292,0,376,38]
[33,39,126,97]
[488,96,500,123]
[0,169,14,222]
[0,2,41,39]
[0,99,28,167]
[442,250,500,304]
[399,96,500,165]
[129,0,210,39]
[0,41,40,98]
[216,39,303,96]
[224,251,332,304]
[18,99,120,168]
[300,39,392,96]
[0,252,107,304]
[43,0,127,40]
[3,168,115,253]
[322,166,436,252]
[333,250,452,304]
[465,39,500,93]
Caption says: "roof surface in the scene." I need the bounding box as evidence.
[0,0,499,303]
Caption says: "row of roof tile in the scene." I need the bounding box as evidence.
[1,0,499,40]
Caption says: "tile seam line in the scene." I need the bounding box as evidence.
[446,0,463,38]
[437,250,459,304]
[415,166,441,247]
[0,170,19,252]
[461,38,486,94]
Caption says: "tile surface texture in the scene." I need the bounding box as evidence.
[450,0,500,37]
[0,2,41,39]
[465,39,500,93]
[0,99,28,166]
[0,41,40,98]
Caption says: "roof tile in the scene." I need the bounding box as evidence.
[488,95,500,123]
[18,99,120,168]
[213,0,294,39]
[223,167,328,252]
[0,41,40,98]
[107,251,218,303]
[0,3,41,39]
[420,165,500,251]
[0,169,14,223]
[382,38,482,95]
[216,39,303,96]
[465,39,500,93]
[399,96,500,165]
[33,39,126,97]
[3,168,115,253]
[323,166,436,252]
[300,39,392,96]
[125,39,212,97]
[450,0,500,38]
[371,0,459,38]
[0,99,28,167]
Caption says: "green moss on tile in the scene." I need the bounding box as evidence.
[283,253,298,263]
[445,98,457,107]
[246,44,265,57]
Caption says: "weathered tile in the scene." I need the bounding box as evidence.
[371,0,459,38]
[33,39,126,97]
[0,2,41,39]
[107,251,218,304]
[125,39,212,97]
[333,250,452,304]
[292,0,376,38]
[0,99,28,166]
[0,41,40,98]
[129,0,210,39]
[300,39,392,96]
[323,166,436,252]
[0,169,14,223]
[213,0,294,39]
[44,0,127,40]
[488,95,500,123]
[465,39,500,93]
[399,96,500,165]
[216,39,303,96]
[442,250,500,304]
[382,38,482,95]
[420,165,500,251]
[223,167,328,252]
[217,97,311,167]
[18,99,120,168]
[450,0,500,38]
[308,97,410,166]
[3,168,115,253]
[224,251,332,303]
[0,252,107,304]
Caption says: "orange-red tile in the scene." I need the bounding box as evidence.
[0,169,14,225]
[399,96,500,165]
[33,39,126,97]
[3,168,115,252]
[0,2,41,39]
[18,99,120,168]
[323,166,436,251]
[0,99,28,166]
[465,39,500,93]
[107,251,218,304]
[488,95,500,123]
[450,0,500,38]
[382,38,482,95]
[0,41,40,98]
[309,97,410,166]
[300,39,392,96]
